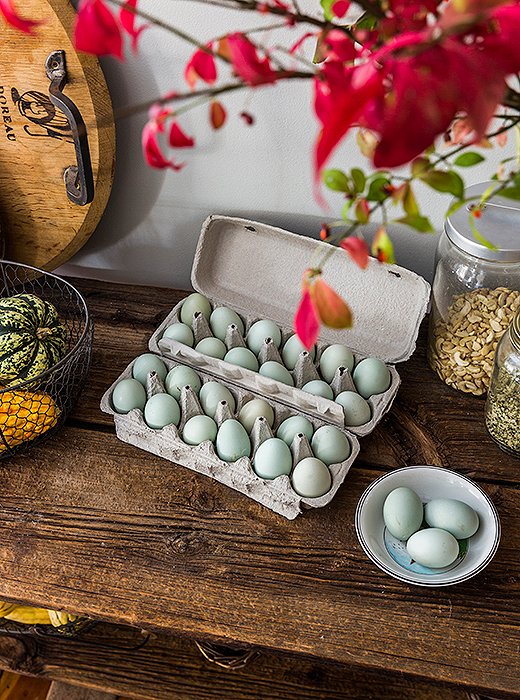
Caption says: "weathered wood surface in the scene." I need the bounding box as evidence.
[0,279,517,697]
[0,624,478,700]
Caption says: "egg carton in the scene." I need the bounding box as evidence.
[100,355,360,520]
[149,215,430,436]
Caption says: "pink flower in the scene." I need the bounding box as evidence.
[119,0,147,53]
[294,286,320,350]
[0,0,42,34]
[184,44,217,89]
[227,33,278,85]
[142,112,185,170]
[169,121,195,148]
[310,278,353,329]
[74,0,123,60]
[340,237,370,269]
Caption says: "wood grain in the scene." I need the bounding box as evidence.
[0,0,115,270]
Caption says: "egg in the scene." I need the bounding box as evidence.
[224,347,259,372]
[319,344,355,383]
[276,416,314,445]
[353,357,391,398]
[180,293,212,326]
[144,393,181,429]
[132,354,168,386]
[165,366,202,399]
[253,438,292,480]
[182,415,218,445]
[291,457,332,498]
[383,487,424,541]
[162,322,194,347]
[216,419,251,462]
[210,306,245,341]
[238,399,275,433]
[311,426,351,465]
[424,499,479,539]
[199,382,236,418]
[302,380,334,400]
[112,378,146,414]
[195,337,227,359]
[335,391,371,426]
[406,528,460,568]
[259,361,294,386]
[246,320,282,355]
[282,335,316,370]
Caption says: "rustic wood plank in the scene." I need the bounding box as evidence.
[0,425,517,695]
[47,682,116,700]
[0,671,50,700]
[0,624,479,700]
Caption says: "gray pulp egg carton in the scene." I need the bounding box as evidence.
[100,356,360,520]
[149,215,431,436]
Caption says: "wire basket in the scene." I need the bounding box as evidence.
[0,261,92,458]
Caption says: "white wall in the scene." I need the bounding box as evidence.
[58,0,512,289]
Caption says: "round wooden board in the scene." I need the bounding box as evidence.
[0,0,115,270]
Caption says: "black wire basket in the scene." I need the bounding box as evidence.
[0,261,92,458]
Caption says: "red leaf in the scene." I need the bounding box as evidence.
[331,0,350,17]
[142,120,185,171]
[340,237,370,269]
[294,287,320,350]
[289,32,316,54]
[310,279,353,329]
[210,101,227,130]
[169,121,195,148]
[74,0,123,60]
[240,111,255,126]
[0,0,42,34]
[227,33,278,86]
[323,29,357,62]
[184,44,217,89]
[119,0,147,53]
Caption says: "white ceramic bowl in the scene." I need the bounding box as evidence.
[355,466,501,587]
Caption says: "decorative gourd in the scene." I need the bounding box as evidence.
[0,390,59,452]
[0,293,67,385]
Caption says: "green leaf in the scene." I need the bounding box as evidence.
[320,0,334,21]
[341,200,353,221]
[403,184,419,216]
[469,214,498,250]
[500,186,520,200]
[354,12,378,30]
[411,157,430,177]
[453,152,485,167]
[350,168,366,194]
[396,215,434,233]
[420,170,464,198]
[354,199,370,224]
[322,168,350,193]
[366,176,390,202]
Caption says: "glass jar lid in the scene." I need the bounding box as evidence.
[445,182,520,263]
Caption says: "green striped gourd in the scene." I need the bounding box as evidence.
[0,293,67,385]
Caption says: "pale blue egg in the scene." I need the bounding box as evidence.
[383,487,423,541]
[238,399,275,433]
[276,416,314,445]
[224,347,259,372]
[282,335,316,370]
[319,344,355,383]
[180,293,212,327]
[253,438,292,480]
[132,353,168,386]
[424,499,479,539]
[291,457,332,498]
[165,365,202,399]
[144,393,180,429]
[199,382,236,418]
[182,415,218,445]
[216,419,251,462]
[353,357,391,398]
[210,306,245,341]
[246,320,282,355]
[162,322,194,347]
[406,528,460,568]
[195,337,227,359]
[259,361,294,386]
[112,378,146,414]
[302,380,334,400]
[335,391,371,426]
[311,426,351,465]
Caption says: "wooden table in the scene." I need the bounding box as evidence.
[0,278,517,700]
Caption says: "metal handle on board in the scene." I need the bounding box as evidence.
[45,50,94,206]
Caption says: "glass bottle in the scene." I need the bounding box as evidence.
[485,309,520,457]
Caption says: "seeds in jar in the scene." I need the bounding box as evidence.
[428,287,520,395]
[485,365,520,455]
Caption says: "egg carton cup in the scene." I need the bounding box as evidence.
[100,356,360,520]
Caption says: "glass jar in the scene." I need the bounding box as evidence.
[485,309,520,457]
[428,182,520,395]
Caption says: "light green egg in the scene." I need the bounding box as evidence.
[335,391,371,426]
[199,382,236,418]
[224,347,259,372]
[180,293,212,327]
[246,319,282,355]
[276,416,314,446]
[216,419,251,462]
[210,306,245,341]
[353,357,391,398]
[424,498,479,539]
[195,337,227,359]
[282,335,316,371]
[165,365,202,399]
[406,528,459,568]
[302,380,334,400]
[291,457,332,498]
[182,415,218,445]
[162,322,194,347]
[383,487,423,541]
[238,399,275,433]
[144,393,181,429]
[259,361,294,386]
[311,426,351,465]
[319,344,355,383]
[112,378,146,414]
[253,438,292,480]
[132,353,168,386]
